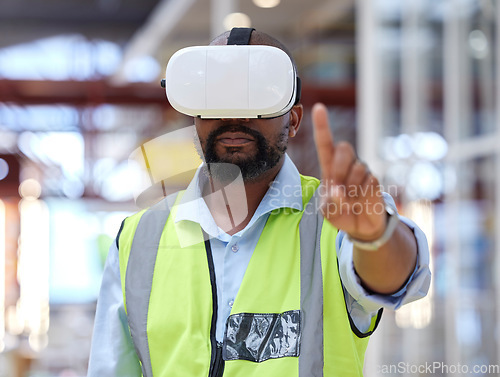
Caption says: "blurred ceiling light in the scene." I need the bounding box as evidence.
[383,132,448,162]
[413,132,448,161]
[393,134,413,159]
[407,161,443,201]
[3,105,79,133]
[124,56,161,83]
[253,0,280,8]
[19,179,42,200]
[223,12,252,30]
[469,29,489,59]
[0,35,121,81]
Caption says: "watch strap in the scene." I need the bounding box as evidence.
[347,205,400,251]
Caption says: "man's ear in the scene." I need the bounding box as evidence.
[288,104,303,137]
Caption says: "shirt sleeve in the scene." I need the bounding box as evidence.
[337,193,432,333]
[87,241,142,377]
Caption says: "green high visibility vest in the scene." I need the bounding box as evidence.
[118,175,381,377]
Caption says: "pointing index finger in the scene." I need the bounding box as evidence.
[312,103,335,181]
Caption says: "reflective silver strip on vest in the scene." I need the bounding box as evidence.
[299,188,324,377]
[125,196,175,377]
[125,189,325,376]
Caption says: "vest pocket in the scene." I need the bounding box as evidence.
[222,310,301,363]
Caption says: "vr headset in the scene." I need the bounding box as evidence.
[161,28,301,119]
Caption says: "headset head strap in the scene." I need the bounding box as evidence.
[227,27,255,45]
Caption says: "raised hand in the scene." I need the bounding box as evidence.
[311,103,387,242]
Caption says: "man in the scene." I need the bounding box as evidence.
[88,28,430,377]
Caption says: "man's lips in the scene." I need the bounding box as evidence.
[216,132,255,146]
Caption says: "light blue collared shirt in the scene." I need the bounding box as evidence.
[87,154,431,376]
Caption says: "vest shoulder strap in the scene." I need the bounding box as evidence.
[298,187,325,376]
[125,193,179,377]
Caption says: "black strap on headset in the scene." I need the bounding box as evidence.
[227,27,255,45]
[294,77,301,105]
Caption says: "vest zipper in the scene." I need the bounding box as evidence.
[213,342,224,377]
[205,239,225,377]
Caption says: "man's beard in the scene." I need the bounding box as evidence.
[202,123,288,182]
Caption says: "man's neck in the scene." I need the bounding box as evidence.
[202,159,284,235]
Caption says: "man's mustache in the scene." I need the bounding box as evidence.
[206,124,264,142]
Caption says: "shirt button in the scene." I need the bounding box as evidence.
[231,244,239,253]
[229,300,234,308]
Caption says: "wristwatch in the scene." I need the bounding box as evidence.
[346,205,400,251]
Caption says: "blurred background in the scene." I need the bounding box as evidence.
[0,0,497,376]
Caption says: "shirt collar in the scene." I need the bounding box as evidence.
[174,154,303,238]
[254,153,303,216]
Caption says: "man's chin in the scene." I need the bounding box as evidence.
[204,161,244,182]
[209,151,257,168]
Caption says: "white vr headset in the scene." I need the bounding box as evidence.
[161,29,301,119]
